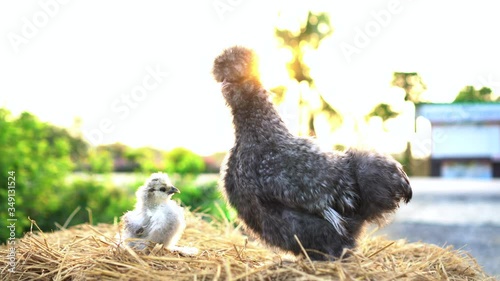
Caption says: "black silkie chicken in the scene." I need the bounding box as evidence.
[213,46,412,261]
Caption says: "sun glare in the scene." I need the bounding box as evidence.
[258,47,292,88]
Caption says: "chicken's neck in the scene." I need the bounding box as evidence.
[229,90,292,146]
[137,198,166,211]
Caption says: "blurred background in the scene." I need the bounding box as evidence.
[1,0,499,276]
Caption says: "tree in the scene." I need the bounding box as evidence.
[368,72,426,136]
[131,147,165,173]
[391,72,427,103]
[47,125,89,171]
[363,72,427,175]
[105,142,139,172]
[367,103,399,122]
[275,11,342,137]
[88,148,114,174]
[453,85,498,103]
[164,147,205,176]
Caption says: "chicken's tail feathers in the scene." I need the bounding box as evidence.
[212,46,260,83]
[347,149,413,225]
[399,166,413,203]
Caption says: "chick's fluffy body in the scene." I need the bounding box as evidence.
[121,172,185,250]
[214,46,412,260]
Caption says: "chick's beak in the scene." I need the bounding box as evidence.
[168,186,180,195]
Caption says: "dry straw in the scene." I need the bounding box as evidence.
[0,211,494,280]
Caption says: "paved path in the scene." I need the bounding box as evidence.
[373,178,500,278]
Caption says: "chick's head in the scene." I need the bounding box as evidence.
[137,172,180,206]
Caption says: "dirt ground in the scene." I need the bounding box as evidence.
[373,177,500,278]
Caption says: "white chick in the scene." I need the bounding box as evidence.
[120,172,186,251]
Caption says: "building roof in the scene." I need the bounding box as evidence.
[416,103,500,123]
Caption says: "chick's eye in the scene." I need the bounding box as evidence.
[159,187,167,192]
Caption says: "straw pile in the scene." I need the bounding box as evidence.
[0,211,494,281]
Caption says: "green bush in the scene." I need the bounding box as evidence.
[174,175,236,222]
[0,109,74,241]
[88,149,114,174]
[0,108,231,242]
[165,147,206,175]
[54,177,135,227]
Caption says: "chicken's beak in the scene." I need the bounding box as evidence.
[168,186,180,195]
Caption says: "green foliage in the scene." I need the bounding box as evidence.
[318,95,343,131]
[125,146,164,173]
[164,147,206,176]
[87,144,206,175]
[174,176,236,222]
[274,11,341,137]
[391,72,427,103]
[453,85,499,103]
[54,177,135,227]
[276,11,333,83]
[367,103,400,122]
[0,109,74,241]
[49,125,89,171]
[0,109,135,241]
[88,148,114,173]
[0,108,225,243]
[100,143,139,172]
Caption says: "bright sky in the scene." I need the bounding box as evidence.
[1,0,499,155]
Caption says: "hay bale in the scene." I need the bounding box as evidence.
[0,211,494,280]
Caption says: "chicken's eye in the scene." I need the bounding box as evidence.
[160,187,167,192]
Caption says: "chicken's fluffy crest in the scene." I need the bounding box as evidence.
[212,46,260,83]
